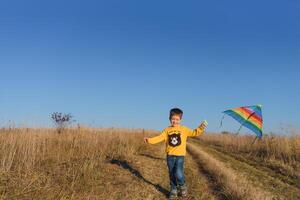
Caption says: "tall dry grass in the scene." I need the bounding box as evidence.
[0,127,154,199]
[199,133,300,165]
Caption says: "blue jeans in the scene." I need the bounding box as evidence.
[167,155,185,190]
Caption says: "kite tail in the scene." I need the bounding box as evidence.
[236,124,243,135]
[220,114,226,128]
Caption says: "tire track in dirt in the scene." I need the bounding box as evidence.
[190,138,300,200]
[193,138,300,189]
[187,143,273,200]
[184,153,220,200]
[186,152,230,200]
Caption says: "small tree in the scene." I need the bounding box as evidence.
[51,112,74,133]
[221,131,231,135]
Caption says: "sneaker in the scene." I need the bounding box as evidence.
[169,189,178,200]
[179,185,188,197]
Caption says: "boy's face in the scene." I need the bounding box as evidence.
[170,115,181,127]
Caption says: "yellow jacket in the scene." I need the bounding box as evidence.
[147,125,205,156]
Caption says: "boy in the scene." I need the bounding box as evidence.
[144,108,207,199]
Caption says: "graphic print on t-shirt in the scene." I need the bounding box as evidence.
[168,132,181,147]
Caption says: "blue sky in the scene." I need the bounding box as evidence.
[0,1,299,134]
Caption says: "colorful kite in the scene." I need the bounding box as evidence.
[221,105,263,138]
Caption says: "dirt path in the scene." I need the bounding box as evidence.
[189,138,300,200]
[105,143,218,199]
[102,139,298,200]
[192,138,300,189]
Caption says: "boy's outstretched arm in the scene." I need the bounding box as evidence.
[144,130,166,144]
[186,121,208,137]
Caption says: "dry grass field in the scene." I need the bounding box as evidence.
[0,127,299,200]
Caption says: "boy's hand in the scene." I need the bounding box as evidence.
[144,138,149,144]
[200,120,208,130]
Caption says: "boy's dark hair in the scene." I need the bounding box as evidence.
[169,108,183,120]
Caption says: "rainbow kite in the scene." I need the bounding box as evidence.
[221,105,263,138]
